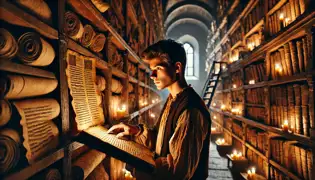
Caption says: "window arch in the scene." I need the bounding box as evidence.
[183,43,194,76]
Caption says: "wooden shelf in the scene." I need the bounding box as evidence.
[267,72,310,86]
[267,0,287,16]
[269,160,302,180]
[71,141,85,151]
[244,19,264,38]
[127,0,138,25]
[67,0,150,71]
[210,107,315,148]
[128,76,138,84]
[268,127,315,148]
[66,36,110,72]
[245,103,265,108]
[0,61,56,79]
[112,67,127,79]
[211,107,269,131]
[213,120,267,161]
[5,148,64,180]
[243,81,266,89]
[0,0,58,39]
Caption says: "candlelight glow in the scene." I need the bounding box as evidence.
[150,113,155,118]
[152,100,155,103]
[213,116,217,119]
[275,63,282,72]
[231,149,243,159]
[279,13,284,20]
[233,84,237,88]
[221,104,226,110]
[247,167,256,178]
[213,102,216,106]
[123,169,135,180]
[211,127,216,131]
[282,120,289,132]
[216,138,225,145]
[249,80,255,84]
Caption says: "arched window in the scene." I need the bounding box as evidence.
[183,43,194,76]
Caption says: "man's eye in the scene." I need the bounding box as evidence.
[156,67,162,70]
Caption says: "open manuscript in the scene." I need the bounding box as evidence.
[66,50,155,172]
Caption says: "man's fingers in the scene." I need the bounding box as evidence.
[116,131,129,139]
[107,124,124,134]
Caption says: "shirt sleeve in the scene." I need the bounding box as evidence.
[133,124,158,151]
[154,108,209,180]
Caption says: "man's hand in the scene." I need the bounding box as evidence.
[107,123,140,139]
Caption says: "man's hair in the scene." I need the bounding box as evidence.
[141,39,186,73]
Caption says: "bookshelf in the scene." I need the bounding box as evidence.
[207,1,314,179]
[0,0,163,179]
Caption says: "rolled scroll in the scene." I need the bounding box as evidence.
[86,164,109,180]
[17,32,55,66]
[72,150,106,180]
[96,75,106,92]
[32,168,62,180]
[91,0,110,13]
[0,28,18,60]
[80,25,95,47]
[2,75,58,99]
[111,78,123,93]
[90,33,106,53]
[15,0,52,23]
[0,100,12,127]
[0,128,21,174]
[65,11,84,40]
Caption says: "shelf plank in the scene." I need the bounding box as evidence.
[210,107,315,147]
[268,127,315,147]
[240,172,267,180]
[112,67,127,79]
[66,37,109,71]
[245,103,265,108]
[244,19,264,38]
[269,160,302,180]
[67,0,150,71]
[243,81,267,89]
[129,76,138,84]
[71,141,85,151]
[0,61,56,79]
[267,0,287,16]
[0,0,58,39]
[212,120,268,161]
[5,148,64,180]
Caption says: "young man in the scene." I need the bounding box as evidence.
[107,39,211,180]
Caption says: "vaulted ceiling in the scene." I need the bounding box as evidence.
[163,0,216,36]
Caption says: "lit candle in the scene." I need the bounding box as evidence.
[117,104,126,119]
[249,80,255,84]
[282,120,289,132]
[222,64,226,70]
[150,113,155,118]
[251,167,256,175]
[233,84,237,88]
[213,116,217,119]
[211,127,216,132]
[279,13,284,28]
[275,63,282,73]
[247,169,252,177]
[221,104,226,110]
[213,102,216,106]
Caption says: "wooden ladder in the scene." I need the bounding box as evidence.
[202,61,226,108]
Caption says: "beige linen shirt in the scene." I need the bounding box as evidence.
[135,97,209,180]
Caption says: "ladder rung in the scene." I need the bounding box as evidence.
[203,97,210,100]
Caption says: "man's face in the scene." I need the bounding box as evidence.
[148,57,176,90]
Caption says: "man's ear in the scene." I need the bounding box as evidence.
[174,62,182,74]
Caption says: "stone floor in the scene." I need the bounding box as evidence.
[207,141,242,180]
